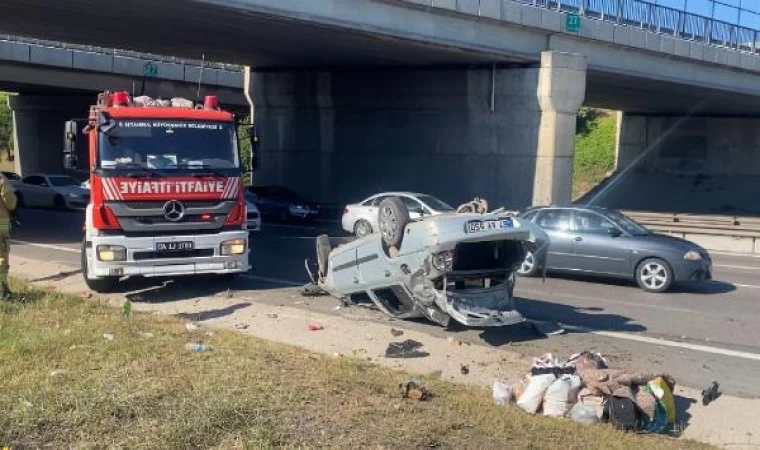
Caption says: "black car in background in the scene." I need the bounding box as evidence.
[246,186,320,222]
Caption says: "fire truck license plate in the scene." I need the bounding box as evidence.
[156,241,194,252]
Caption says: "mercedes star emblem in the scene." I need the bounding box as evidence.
[163,200,185,222]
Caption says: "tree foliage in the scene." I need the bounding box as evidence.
[0,92,13,160]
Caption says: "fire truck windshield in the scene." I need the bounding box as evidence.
[98,119,239,171]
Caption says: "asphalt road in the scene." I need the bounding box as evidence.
[10,207,760,397]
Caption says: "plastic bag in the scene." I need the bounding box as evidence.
[569,402,600,424]
[543,375,583,417]
[493,380,514,406]
[517,374,556,414]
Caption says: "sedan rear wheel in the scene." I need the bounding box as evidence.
[636,258,673,293]
[354,220,373,238]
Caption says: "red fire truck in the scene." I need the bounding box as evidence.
[65,91,251,292]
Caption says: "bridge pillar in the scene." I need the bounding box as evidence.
[9,94,91,176]
[533,51,587,206]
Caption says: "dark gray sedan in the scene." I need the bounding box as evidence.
[517,206,712,292]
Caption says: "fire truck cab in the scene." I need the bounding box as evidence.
[65,91,251,292]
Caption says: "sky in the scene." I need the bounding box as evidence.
[654,0,760,28]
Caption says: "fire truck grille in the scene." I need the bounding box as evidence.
[123,201,222,209]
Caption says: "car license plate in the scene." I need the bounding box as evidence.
[465,218,513,233]
[156,241,194,252]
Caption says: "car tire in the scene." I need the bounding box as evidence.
[354,220,373,238]
[377,197,409,249]
[54,194,66,210]
[517,250,540,277]
[81,240,118,293]
[316,234,331,279]
[15,192,24,208]
[636,258,673,293]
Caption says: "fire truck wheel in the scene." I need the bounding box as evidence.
[81,240,117,293]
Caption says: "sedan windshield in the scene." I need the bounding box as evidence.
[417,195,454,211]
[48,176,81,187]
[605,211,649,236]
[98,119,238,170]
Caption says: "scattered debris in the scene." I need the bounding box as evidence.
[185,322,199,332]
[332,352,343,358]
[492,380,513,405]
[300,282,329,297]
[138,332,154,339]
[102,333,115,341]
[308,323,325,331]
[448,337,462,347]
[460,364,470,375]
[334,305,342,311]
[294,300,307,306]
[79,291,92,299]
[185,342,208,352]
[234,324,250,330]
[204,332,214,337]
[529,320,566,336]
[399,378,428,401]
[50,369,67,378]
[384,340,429,359]
[225,289,233,298]
[702,381,720,406]
[390,328,404,337]
[266,313,279,319]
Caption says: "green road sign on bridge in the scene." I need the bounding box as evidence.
[143,62,158,77]
[566,13,581,33]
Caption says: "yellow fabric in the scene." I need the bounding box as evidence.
[648,376,676,424]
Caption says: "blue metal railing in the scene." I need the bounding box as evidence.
[512,0,759,53]
[414,0,760,55]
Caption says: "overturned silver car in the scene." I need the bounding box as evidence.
[311,197,548,327]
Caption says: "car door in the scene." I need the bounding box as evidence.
[534,208,575,269]
[20,176,49,206]
[571,210,632,275]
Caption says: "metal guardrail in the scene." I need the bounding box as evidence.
[0,34,243,72]
[512,0,760,54]
[625,211,760,238]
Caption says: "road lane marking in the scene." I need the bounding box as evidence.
[241,274,302,287]
[11,240,79,254]
[711,250,760,259]
[733,283,760,289]
[715,264,760,270]
[561,324,760,362]
[264,224,326,232]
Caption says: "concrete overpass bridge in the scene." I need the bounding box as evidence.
[2,0,760,212]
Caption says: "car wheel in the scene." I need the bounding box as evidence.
[54,194,66,210]
[636,258,673,293]
[316,234,331,279]
[15,192,24,208]
[517,250,540,277]
[377,197,409,249]
[354,220,373,238]
[81,240,118,293]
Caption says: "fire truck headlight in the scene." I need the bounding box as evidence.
[97,245,126,262]
[221,239,246,256]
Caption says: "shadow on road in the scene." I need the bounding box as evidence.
[675,395,697,432]
[517,295,646,334]
[175,302,252,322]
[673,281,736,295]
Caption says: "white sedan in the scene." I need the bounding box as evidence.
[341,192,455,237]
[11,174,90,209]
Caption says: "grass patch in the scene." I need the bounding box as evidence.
[0,280,712,449]
[574,110,617,199]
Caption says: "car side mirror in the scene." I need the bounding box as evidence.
[607,227,622,237]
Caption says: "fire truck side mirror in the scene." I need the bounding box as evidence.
[248,126,260,172]
[64,120,78,169]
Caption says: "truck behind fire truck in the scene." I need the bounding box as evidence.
[64,91,251,292]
